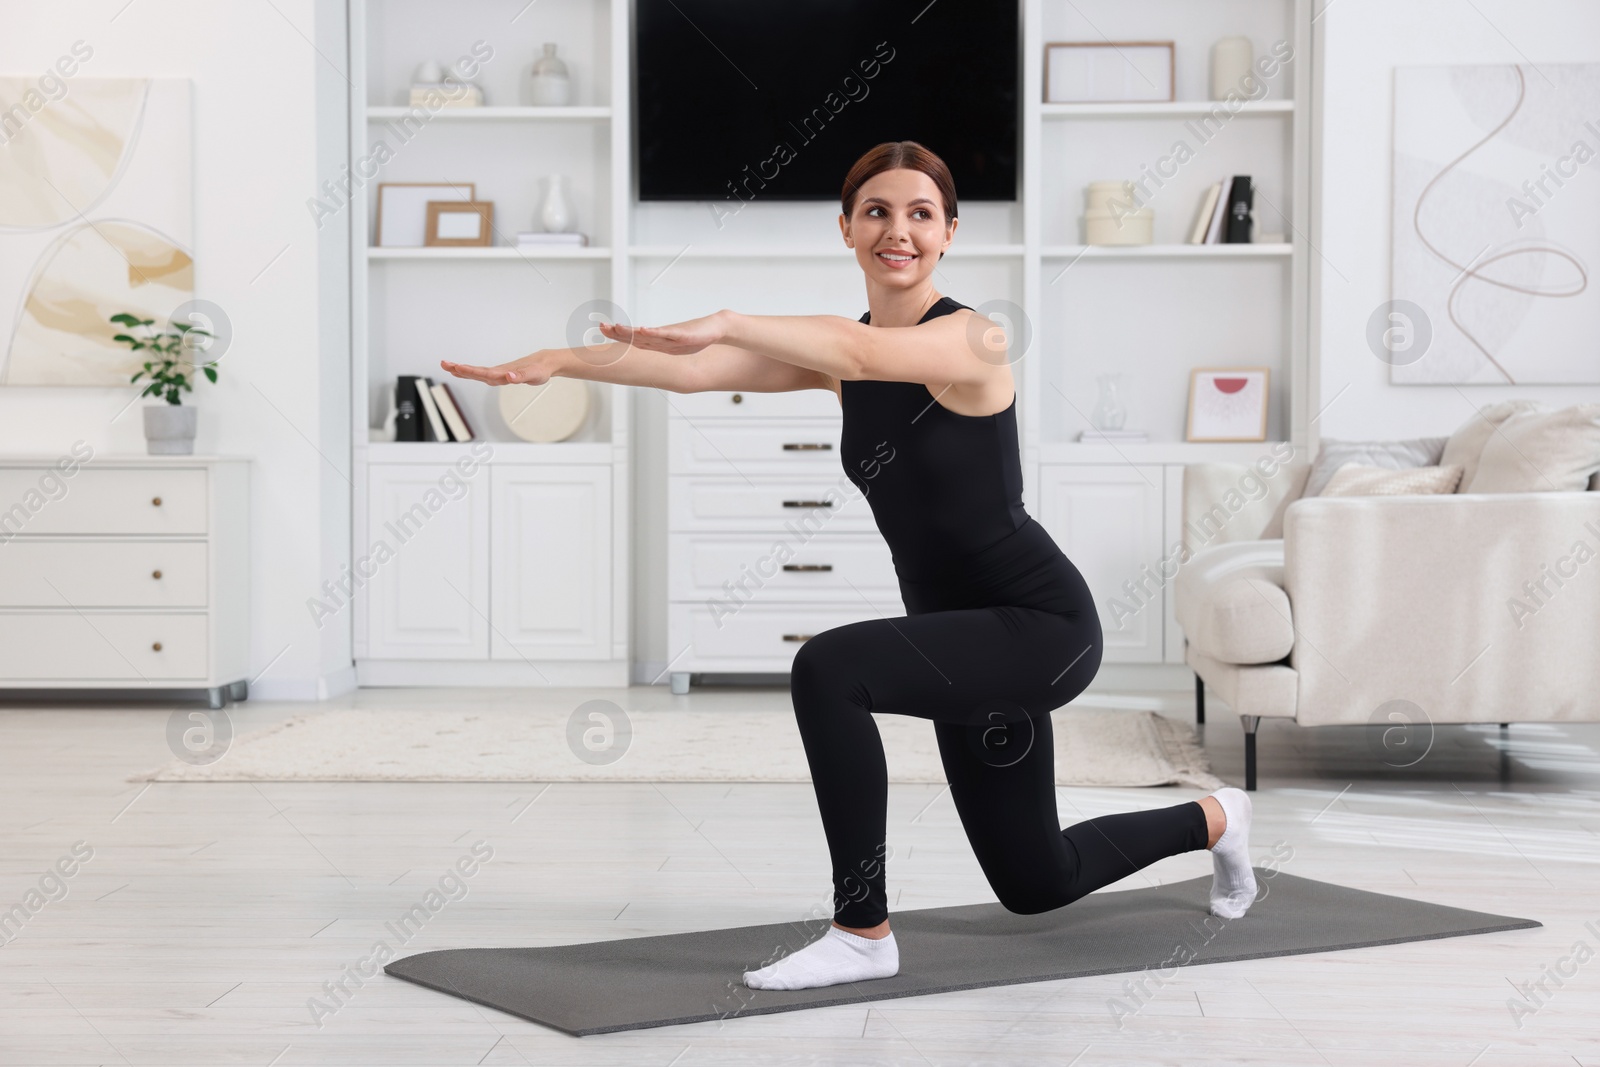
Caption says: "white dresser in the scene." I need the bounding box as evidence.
[665,389,904,693]
[0,453,250,708]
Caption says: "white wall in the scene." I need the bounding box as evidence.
[1314,0,1600,441]
[0,0,353,699]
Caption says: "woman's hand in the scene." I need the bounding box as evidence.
[598,311,727,355]
[439,352,552,387]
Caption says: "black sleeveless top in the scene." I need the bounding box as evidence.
[838,296,1087,618]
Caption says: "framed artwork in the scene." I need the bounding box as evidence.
[1186,367,1270,442]
[1391,62,1600,383]
[376,182,475,247]
[0,78,194,386]
[1044,42,1174,103]
[425,200,494,247]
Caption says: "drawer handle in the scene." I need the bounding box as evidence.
[781,633,814,642]
[781,442,833,451]
[152,641,163,652]
[782,499,835,509]
[151,569,163,580]
[731,393,743,404]
[782,563,833,572]
[151,496,163,507]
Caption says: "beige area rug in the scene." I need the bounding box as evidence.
[132,706,1225,790]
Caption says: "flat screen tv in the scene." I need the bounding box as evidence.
[635,0,1019,204]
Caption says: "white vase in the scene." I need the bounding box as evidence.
[529,43,570,106]
[540,174,572,233]
[1210,36,1254,100]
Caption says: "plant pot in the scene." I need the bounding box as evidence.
[143,404,198,455]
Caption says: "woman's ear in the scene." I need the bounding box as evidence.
[839,212,853,248]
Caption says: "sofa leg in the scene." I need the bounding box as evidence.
[1195,673,1205,725]
[1241,715,1261,791]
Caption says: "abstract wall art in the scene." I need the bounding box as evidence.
[0,77,193,386]
[1392,63,1600,384]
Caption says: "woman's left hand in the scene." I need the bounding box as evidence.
[598,311,728,355]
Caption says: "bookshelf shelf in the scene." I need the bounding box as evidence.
[1040,243,1293,259]
[367,246,610,260]
[1040,100,1294,119]
[366,106,611,122]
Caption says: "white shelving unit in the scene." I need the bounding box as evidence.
[346,0,1317,687]
[349,0,632,686]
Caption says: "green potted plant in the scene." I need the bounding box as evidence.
[110,312,221,455]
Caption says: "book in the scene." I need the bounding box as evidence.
[1188,182,1222,244]
[515,232,588,245]
[395,375,424,441]
[431,381,474,442]
[1224,175,1254,243]
[413,376,449,442]
[1204,177,1233,244]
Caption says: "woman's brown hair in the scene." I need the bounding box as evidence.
[840,141,958,227]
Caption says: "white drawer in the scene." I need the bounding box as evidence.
[0,612,209,680]
[669,389,843,420]
[668,419,842,475]
[668,532,897,601]
[0,540,208,607]
[668,475,878,532]
[677,600,907,668]
[0,467,207,535]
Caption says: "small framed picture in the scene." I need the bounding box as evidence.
[1186,367,1270,442]
[1044,42,1175,103]
[375,182,475,247]
[425,200,494,247]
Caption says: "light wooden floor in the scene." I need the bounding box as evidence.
[2,684,1598,1066]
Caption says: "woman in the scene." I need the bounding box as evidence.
[441,141,1257,992]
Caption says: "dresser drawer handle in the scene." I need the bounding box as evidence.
[781,633,814,642]
[151,641,163,652]
[151,496,163,507]
[730,393,743,404]
[781,442,833,451]
[151,569,163,580]
[782,500,834,509]
[782,563,833,572]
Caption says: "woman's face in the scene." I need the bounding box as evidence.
[839,167,956,288]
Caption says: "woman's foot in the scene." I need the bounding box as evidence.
[1205,787,1258,919]
[742,922,899,990]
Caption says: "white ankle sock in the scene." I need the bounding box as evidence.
[1207,787,1258,919]
[742,925,899,990]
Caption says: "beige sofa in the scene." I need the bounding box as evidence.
[1174,402,1600,789]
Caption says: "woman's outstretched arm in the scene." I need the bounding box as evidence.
[598,307,1005,388]
[440,340,831,394]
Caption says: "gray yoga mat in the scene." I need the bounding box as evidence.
[384,869,1538,1036]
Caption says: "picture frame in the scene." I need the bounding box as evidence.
[1186,367,1270,442]
[375,182,475,247]
[1044,41,1175,103]
[425,200,495,247]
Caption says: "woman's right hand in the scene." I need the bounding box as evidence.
[439,352,552,387]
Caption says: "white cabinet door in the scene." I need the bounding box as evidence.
[1036,465,1167,664]
[490,466,611,660]
[365,464,490,659]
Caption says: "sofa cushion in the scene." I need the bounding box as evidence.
[1321,463,1464,496]
[1174,540,1294,665]
[1440,399,1544,489]
[1301,436,1449,499]
[1466,404,1600,493]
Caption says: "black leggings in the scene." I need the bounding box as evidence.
[790,603,1209,928]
